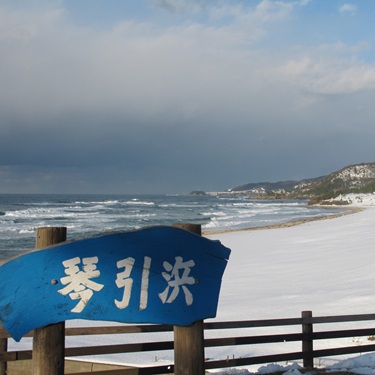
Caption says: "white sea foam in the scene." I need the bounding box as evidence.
[6,208,94,219]
[159,204,207,208]
[201,211,227,217]
[124,200,155,206]
[0,194,348,257]
[232,202,255,207]
[19,229,34,234]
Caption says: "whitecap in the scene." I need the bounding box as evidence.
[124,201,155,206]
[201,211,226,217]
[19,229,34,234]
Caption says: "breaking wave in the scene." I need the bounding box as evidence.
[0,193,347,261]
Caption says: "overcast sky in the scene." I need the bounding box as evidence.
[1,0,375,194]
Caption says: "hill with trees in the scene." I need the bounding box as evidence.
[227,162,375,203]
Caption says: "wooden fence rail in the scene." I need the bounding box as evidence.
[1,311,375,374]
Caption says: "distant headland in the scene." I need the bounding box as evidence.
[191,162,375,205]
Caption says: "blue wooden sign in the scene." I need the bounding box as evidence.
[0,226,230,341]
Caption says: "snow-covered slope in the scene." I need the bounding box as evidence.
[323,193,375,206]
[330,163,375,183]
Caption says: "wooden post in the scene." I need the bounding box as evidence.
[32,227,67,375]
[173,224,205,375]
[302,310,313,369]
[0,337,7,375]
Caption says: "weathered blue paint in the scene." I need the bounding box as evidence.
[0,226,230,341]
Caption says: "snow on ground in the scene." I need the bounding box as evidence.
[215,353,375,375]
[205,194,375,374]
[324,193,375,206]
[8,194,375,373]
[211,352,375,374]
[211,205,375,322]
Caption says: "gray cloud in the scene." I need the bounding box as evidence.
[150,0,209,14]
[1,1,375,193]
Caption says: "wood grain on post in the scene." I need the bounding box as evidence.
[173,223,205,375]
[32,227,67,375]
[302,310,314,369]
[0,336,7,375]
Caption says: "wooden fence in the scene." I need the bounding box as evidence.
[1,310,375,374]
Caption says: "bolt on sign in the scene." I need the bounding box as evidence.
[0,226,231,341]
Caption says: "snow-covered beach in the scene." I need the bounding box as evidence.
[211,199,375,322]
[206,194,375,374]
[7,194,375,374]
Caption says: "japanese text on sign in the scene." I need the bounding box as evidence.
[58,255,196,313]
[0,226,231,341]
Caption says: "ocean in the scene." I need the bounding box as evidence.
[0,193,345,261]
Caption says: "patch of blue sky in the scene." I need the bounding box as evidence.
[265,0,375,63]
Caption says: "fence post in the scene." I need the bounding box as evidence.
[173,224,205,375]
[302,310,313,368]
[32,227,67,375]
[0,336,7,375]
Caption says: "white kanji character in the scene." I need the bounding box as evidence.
[139,256,151,310]
[159,256,195,306]
[115,257,135,309]
[58,256,104,313]
[115,256,151,311]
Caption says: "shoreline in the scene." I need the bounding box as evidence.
[0,205,364,266]
[203,206,363,235]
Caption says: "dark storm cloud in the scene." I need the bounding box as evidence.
[1,1,375,193]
